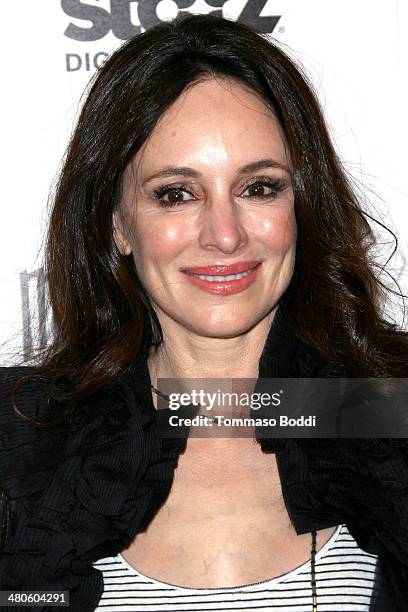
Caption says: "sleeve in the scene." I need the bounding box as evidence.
[0,368,161,611]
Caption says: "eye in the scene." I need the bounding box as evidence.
[152,177,289,209]
[153,186,195,208]
[241,179,287,200]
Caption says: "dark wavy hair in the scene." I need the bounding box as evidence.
[10,12,408,428]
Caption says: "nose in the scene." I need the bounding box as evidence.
[198,193,248,254]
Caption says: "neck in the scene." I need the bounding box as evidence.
[148,308,277,389]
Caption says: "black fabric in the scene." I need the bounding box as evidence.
[0,307,407,611]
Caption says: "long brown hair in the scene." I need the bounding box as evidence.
[10,13,408,428]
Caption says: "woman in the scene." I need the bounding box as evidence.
[1,12,407,612]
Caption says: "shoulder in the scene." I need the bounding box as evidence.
[0,366,140,488]
[0,365,54,456]
[0,365,168,603]
[279,437,408,558]
[0,361,156,508]
[0,367,70,503]
[0,366,64,464]
[0,365,51,423]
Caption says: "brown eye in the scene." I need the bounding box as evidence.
[153,186,195,208]
[164,189,185,203]
[242,180,286,200]
[247,184,268,197]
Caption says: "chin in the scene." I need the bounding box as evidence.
[183,313,263,339]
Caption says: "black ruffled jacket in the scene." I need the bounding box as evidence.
[0,308,407,611]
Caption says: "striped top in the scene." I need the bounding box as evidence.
[92,523,379,611]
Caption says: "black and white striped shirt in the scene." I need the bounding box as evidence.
[92,523,379,610]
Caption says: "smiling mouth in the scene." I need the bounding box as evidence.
[183,268,256,282]
[180,262,262,296]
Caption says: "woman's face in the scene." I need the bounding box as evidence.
[114,77,296,338]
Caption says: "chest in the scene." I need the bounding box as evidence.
[121,437,336,588]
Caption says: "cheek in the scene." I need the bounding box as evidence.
[255,208,297,254]
[134,217,190,268]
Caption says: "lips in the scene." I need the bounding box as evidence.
[181,262,261,296]
[181,261,261,276]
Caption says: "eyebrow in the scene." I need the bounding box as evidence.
[142,159,290,185]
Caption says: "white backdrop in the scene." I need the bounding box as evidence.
[1,0,407,364]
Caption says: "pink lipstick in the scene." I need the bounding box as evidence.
[181,261,262,296]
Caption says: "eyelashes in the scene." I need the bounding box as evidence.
[152,177,290,209]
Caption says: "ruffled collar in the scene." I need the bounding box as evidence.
[2,307,408,611]
[107,306,408,569]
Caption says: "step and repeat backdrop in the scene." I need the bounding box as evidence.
[1,0,407,364]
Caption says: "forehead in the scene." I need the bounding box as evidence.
[130,77,289,177]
